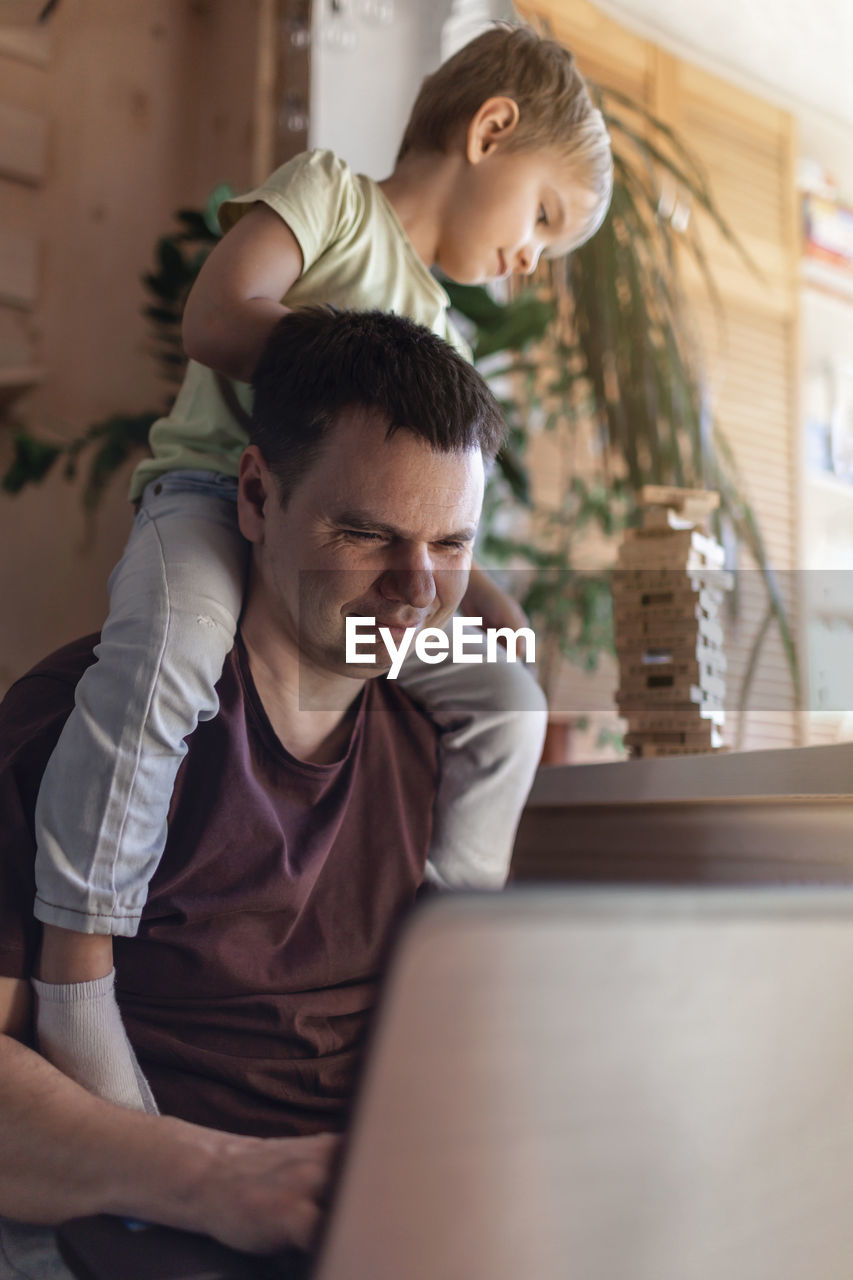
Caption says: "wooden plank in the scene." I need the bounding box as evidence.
[514,0,652,97]
[0,101,46,183]
[251,0,277,187]
[0,23,49,65]
[0,228,37,307]
[0,361,44,410]
[0,0,49,20]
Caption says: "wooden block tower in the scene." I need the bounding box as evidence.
[613,486,732,758]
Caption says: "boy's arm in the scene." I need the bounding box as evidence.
[0,977,337,1253]
[462,562,532,644]
[183,202,305,384]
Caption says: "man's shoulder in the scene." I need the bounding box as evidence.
[0,635,99,757]
[4,633,99,700]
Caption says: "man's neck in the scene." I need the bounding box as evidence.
[239,608,366,767]
[377,150,460,268]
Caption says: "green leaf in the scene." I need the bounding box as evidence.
[1,431,61,493]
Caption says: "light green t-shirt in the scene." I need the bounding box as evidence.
[130,149,470,500]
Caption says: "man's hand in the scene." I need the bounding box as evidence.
[191,1130,341,1254]
[0,978,339,1257]
[461,563,531,652]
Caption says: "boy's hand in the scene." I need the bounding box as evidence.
[461,564,531,654]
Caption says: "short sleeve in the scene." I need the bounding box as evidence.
[218,149,361,274]
[0,649,92,979]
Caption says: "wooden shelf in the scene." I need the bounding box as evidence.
[0,364,44,412]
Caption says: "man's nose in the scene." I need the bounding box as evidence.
[379,552,437,610]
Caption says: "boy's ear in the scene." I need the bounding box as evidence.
[466,96,520,163]
[238,444,272,544]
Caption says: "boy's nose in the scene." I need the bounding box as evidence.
[515,243,543,275]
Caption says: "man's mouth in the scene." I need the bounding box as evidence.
[346,613,427,640]
[376,616,425,639]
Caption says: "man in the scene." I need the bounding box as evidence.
[0,309,540,1270]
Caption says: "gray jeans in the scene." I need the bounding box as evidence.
[0,1221,74,1280]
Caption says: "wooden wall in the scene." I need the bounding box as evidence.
[0,0,263,694]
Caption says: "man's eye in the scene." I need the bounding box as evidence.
[345,530,383,542]
[438,540,468,552]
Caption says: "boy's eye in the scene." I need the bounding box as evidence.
[537,203,549,226]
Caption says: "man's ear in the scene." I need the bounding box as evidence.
[237,445,273,544]
[466,96,520,163]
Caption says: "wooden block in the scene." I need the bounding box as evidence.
[617,668,726,703]
[621,654,727,683]
[641,507,698,533]
[618,527,725,570]
[614,608,716,637]
[639,505,725,535]
[611,579,727,609]
[617,681,725,710]
[688,568,734,593]
[621,638,727,663]
[613,566,731,589]
[624,724,724,750]
[0,102,47,184]
[639,485,720,514]
[618,545,726,572]
[612,629,722,660]
[622,526,723,555]
[620,707,725,732]
[614,606,722,640]
[617,549,725,573]
[629,742,728,759]
[0,229,38,308]
[612,591,726,627]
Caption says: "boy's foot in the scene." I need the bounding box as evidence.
[33,925,158,1114]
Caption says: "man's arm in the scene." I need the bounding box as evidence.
[0,977,338,1254]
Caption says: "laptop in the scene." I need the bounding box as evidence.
[59,886,853,1280]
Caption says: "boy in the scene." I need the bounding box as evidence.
[31,24,612,1110]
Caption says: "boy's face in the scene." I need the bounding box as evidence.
[436,148,596,285]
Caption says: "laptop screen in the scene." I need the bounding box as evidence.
[314,886,853,1280]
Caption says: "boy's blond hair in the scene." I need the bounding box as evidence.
[398,24,612,251]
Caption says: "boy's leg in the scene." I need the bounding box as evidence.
[397,642,547,889]
[32,472,247,1108]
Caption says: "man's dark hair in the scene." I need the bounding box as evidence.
[250,307,505,502]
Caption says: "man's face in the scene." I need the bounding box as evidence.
[241,408,485,681]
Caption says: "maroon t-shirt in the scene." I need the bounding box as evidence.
[0,634,438,1137]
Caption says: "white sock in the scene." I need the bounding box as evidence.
[32,969,158,1114]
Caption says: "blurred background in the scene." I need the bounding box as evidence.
[2,0,852,762]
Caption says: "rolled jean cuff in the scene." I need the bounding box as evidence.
[32,895,142,938]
